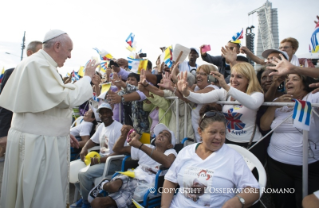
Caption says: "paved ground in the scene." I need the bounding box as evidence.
[0,160,273,207]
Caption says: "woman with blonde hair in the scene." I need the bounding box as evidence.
[177,62,266,163]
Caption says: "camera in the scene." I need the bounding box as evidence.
[108,60,119,68]
[139,53,147,58]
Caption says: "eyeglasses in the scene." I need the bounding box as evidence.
[196,72,207,76]
[278,46,291,50]
[199,111,226,128]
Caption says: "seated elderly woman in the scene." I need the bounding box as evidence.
[161,111,259,207]
[90,123,177,208]
[260,74,319,208]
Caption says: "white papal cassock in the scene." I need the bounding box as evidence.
[0,49,93,208]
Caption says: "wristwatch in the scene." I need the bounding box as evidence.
[236,195,245,208]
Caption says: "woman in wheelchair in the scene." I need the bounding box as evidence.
[90,123,177,208]
[161,111,260,208]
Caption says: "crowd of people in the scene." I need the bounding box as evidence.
[0,28,319,208]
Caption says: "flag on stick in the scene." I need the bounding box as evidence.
[78,66,85,77]
[163,46,173,68]
[101,83,111,94]
[0,67,5,83]
[128,58,148,74]
[126,33,135,47]
[93,48,113,60]
[292,99,312,131]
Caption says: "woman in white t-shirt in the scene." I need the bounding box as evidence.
[260,74,319,208]
[90,123,177,208]
[177,62,266,163]
[161,111,259,208]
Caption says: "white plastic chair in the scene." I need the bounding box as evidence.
[227,144,267,203]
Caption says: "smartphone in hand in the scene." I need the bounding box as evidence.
[201,45,211,53]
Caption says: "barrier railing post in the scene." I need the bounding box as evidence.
[184,102,187,139]
[175,98,179,143]
[302,130,309,198]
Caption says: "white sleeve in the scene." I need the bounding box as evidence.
[185,88,227,104]
[164,149,185,183]
[314,190,319,199]
[70,125,81,137]
[234,156,260,190]
[79,121,93,136]
[228,87,264,110]
[90,124,103,144]
[131,146,142,160]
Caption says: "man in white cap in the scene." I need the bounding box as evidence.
[0,29,99,208]
[74,103,123,208]
[178,47,200,75]
[89,123,177,208]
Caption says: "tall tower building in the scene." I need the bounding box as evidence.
[249,1,279,60]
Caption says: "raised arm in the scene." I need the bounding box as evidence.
[268,54,319,78]
[112,125,133,154]
[240,46,265,65]
[128,131,176,168]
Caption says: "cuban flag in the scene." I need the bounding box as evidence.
[232,28,244,42]
[292,99,312,131]
[126,33,135,47]
[92,92,99,102]
[71,71,80,82]
[0,67,4,83]
[100,61,108,73]
[224,108,246,132]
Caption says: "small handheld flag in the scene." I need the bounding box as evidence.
[93,48,113,60]
[231,28,244,45]
[163,46,173,68]
[100,61,108,73]
[128,58,148,74]
[292,99,312,131]
[78,66,85,77]
[71,71,80,82]
[310,21,319,53]
[126,33,135,47]
[101,83,111,94]
[0,67,5,83]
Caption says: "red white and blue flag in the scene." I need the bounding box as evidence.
[71,71,80,82]
[224,109,246,132]
[310,21,319,53]
[292,99,312,131]
[126,33,135,47]
[231,28,244,42]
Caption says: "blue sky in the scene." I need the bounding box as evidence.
[0,0,318,74]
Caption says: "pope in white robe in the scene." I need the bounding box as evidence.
[0,35,94,207]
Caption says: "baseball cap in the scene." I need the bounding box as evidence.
[43,29,66,43]
[97,103,112,113]
[154,123,176,147]
[190,47,200,55]
[262,49,289,60]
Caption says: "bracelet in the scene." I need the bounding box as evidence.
[139,143,144,150]
[97,157,100,164]
[150,148,154,157]
[91,158,95,165]
[144,83,149,87]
